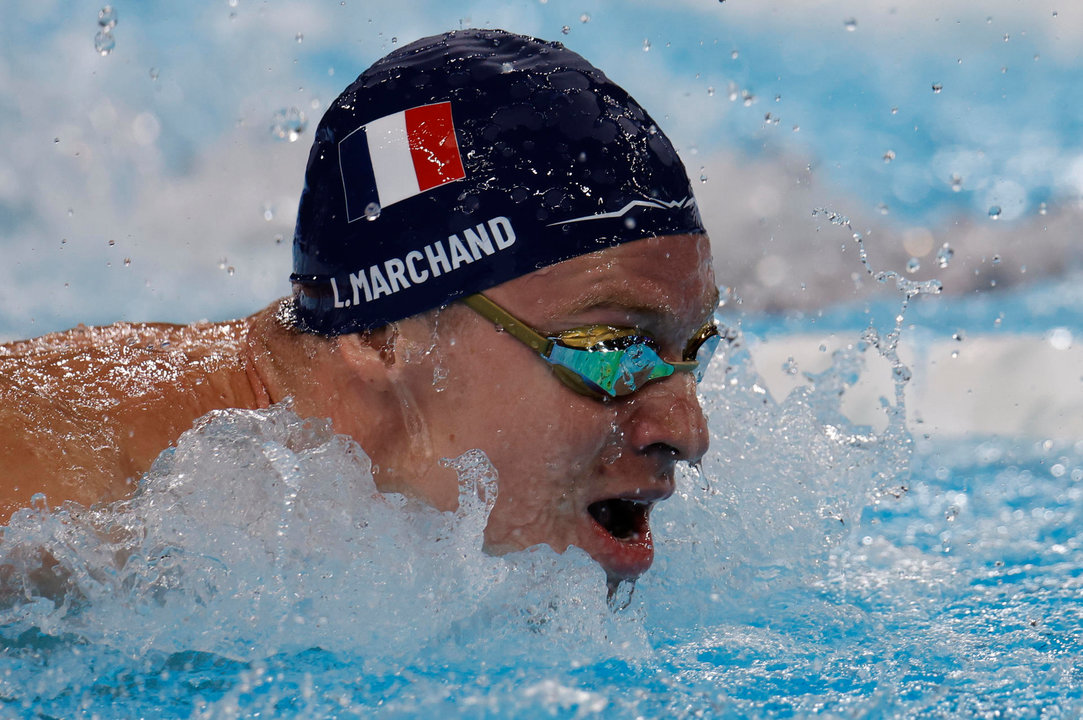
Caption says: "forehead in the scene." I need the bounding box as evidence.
[488,234,717,329]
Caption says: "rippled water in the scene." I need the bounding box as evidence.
[1,282,1080,719]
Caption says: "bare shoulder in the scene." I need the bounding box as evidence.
[0,316,267,521]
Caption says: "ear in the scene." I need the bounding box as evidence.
[334,325,400,375]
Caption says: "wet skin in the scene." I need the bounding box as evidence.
[344,233,717,583]
[0,233,716,585]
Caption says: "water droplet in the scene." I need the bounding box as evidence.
[882,150,896,163]
[988,205,1002,220]
[877,202,890,215]
[218,258,228,270]
[123,257,131,267]
[364,202,381,221]
[98,5,117,28]
[262,204,275,221]
[782,357,799,375]
[731,50,739,60]
[149,67,159,81]
[742,90,755,106]
[1003,33,1010,42]
[952,330,965,342]
[890,106,898,115]
[295,32,304,43]
[906,257,921,274]
[270,107,306,142]
[931,83,943,93]
[707,86,715,96]
[391,37,398,44]
[642,38,651,52]
[699,169,708,183]
[936,243,954,268]
[94,30,116,56]
[844,18,857,31]
[1047,327,1073,350]
[53,137,60,144]
[580,13,591,23]
[893,365,912,383]
[991,254,1001,265]
[950,174,963,192]
[624,217,637,230]
[945,506,959,522]
[227,266,236,276]
[108,239,116,247]
[1038,202,1048,215]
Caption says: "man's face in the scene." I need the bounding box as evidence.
[377,233,716,584]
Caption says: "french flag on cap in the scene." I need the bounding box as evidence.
[339,101,467,222]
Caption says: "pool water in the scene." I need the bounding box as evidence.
[1,278,1080,719]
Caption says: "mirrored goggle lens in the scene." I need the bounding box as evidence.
[547,337,675,397]
[683,320,724,382]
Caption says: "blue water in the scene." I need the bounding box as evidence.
[2,279,1081,718]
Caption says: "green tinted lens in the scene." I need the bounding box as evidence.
[547,339,674,397]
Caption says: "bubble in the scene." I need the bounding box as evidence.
[932,83,943,93]
[882,150,895,163]
[271,107,306,142]
[98,6,117,28]
[906,257,920,274]
[94,30,116,56]
[988,205,1002,220]
[364,202,381,221]
[844,18,857,31]
[936,243,954,269]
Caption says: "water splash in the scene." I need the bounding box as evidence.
[270,107,306,142]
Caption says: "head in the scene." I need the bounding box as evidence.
[288,29,718,584]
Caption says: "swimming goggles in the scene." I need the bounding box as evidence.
[462,293,723,399]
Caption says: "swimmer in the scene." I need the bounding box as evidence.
[0,29,719,587]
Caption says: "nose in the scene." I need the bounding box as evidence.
[623,372,709,464]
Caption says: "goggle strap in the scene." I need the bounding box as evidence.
[462,293,554,356]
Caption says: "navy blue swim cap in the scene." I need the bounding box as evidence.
[291,28,705,335]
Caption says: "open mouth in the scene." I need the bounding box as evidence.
[587,498,650,541]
